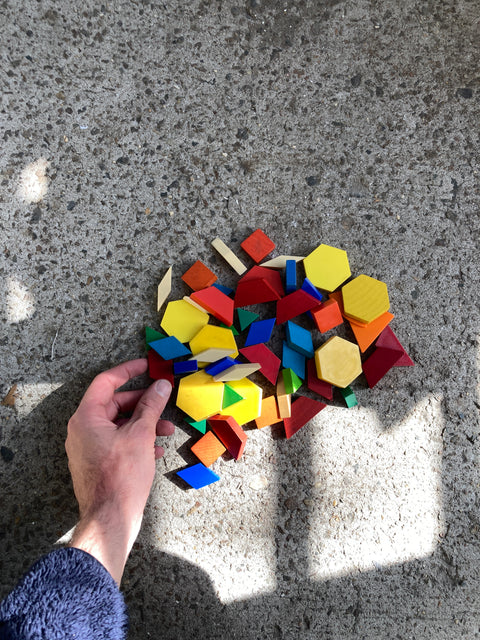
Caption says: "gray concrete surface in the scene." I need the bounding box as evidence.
[1,0,479,637]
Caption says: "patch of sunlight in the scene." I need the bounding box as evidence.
[307,394,444,580]
[6,276,35,323]
[17,158,50,203]
[14,382,64,419]
[153,429,277,604]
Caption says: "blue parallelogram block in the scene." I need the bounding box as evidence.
[285,259,297,294]
[150,336,191,360]
[205,356,238,377]
[174,360,198,375]
[286,320,314,358]
[282,341,306,380]
[301,278,324,303]
[177,463,220,489]
[213,282,234,296]
[245,318,276,346]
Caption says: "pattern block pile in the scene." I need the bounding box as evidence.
[147,230,414,489]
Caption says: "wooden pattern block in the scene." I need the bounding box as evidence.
[285,320,314,358]
[176,370,225,422]
[260,255,305,269]
[222,384,244,409]
[301,278,324,303]
[276,290,319,325]
[147,350,174,386]
[276,376,292,418]
[282,368,302,395]
[213,363,261,382]
[234,278,281,308]
[315,336,362,388]
[190,325,238,362]
[285,259,297,294]
[157,266,172,311]
[191,431,226,467]
[348,311,395,352]
[205,357,238,377]
[183,296,210,314]
[240,343,281,385]
[303,244,351,292]
[340,385,358,408]
[145,326,166,350]
[306,358,333,400]
[282,342,306,380]
[177,463,220,489]
[240,229,276,263]
[245,318,276,346]
[181,260,217,291]
[150,336,191,360]
[174,360,198,375]
[212,282,234,296]
[255,396,283,429]
[342,274,390,324]
[219,377,262,425]
[241,265,285,298]
[161,299,209,343]
[375,326,414,366]
[191,286,234,326]
[311,299,344,334]
[211,237,247,275]
[237,308,259,332]
[219,323,240,336]
[284,396,326,439]
[362,346,403,388]
[208,414,248,459]
[185,417,207,434]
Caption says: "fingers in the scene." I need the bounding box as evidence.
[108,389,145,420]
[84,359,149,404]
[156,419,175,437]
[154,445,165,459]
[130,379,172,426]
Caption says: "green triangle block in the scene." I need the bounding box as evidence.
[185,418,207,434]
[220,322,239,336]
[340,386,358,408]
[146,326,166,350]
[237,308,259,332]
[282,368,303,394]
[222,384,244,409]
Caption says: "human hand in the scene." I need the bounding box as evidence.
[65,358,175,584]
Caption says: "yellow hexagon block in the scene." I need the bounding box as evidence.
[342,274,390,324]
[303,244,351,292]
[315,336,362,388]
[161,300,209,343]
[176,370,225,422]
[190,325,239,364]
[219,378,262,425]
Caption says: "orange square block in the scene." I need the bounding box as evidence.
[181,260,217,291]
[191,431,226,467]
[312,299,343,333]
[255,396,283,429]
[241,229,276,263]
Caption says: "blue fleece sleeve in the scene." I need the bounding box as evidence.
[0,547,128,640]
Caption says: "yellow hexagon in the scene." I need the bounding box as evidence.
[190,325,239,364]
[176,370,225,422]
[161,300,209,343]
[315,336,362,388]
[303,244,351,292]
[219,378,262,425]
[342,274,390,324]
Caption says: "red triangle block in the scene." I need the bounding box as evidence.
[208,414,247,459]
[240,266,285,298]
[375,326,414,367]
[284,396,326,439]
[240,343,281,385]
[306,358,333,401]
[276,290,320,325]
[147,350,174,386]
[362,347,403,388]
[191,286,234,326]
[234,278,281,307]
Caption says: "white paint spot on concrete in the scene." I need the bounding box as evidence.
[6,276,35,323]
[17,158,50,203]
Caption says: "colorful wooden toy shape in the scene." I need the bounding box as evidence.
[285,320,314,357]
[311,299,344,334]
[237,308,259,331]
[306,358,333,400]
[284,396,326,439]
[276,376,292,418]
[285,259,297,294]
[219,322,240,336]
[191,286,234,327]
[190,325,238,362]
[176,370,225,422]
[282,342,306,380]
[245,318,276,346]
[157,266,172,312]
[208,414,248,459]
[177,463,220,489]
[161,299,209,343]
[191,431,226,467]
[211,237,247,275]
[342,274,390,324]
[222,384,244,409]
[340,385,358,408]
[213,282,234,296]
[362,346,403,388]
[213,363,261,382]
[255,396,283,429]
[282,368,302,395]
[185,417,207,434]
[303,244,351,292]
[205,357,238,377]
[147,350,174,386]
[181,260,217,291]
[145,326,166,349]
[276,290,319,325]
[375,326,414,366]
[348,311,395,353]
[301,278,324,303]
[183,295,210,314]
[174,360,198,375]
[239,343,281,385]
[240,229,276,263]
[260,255,305,269]
[219,378,262,425]
[240,265,285,298]
[234,278,281,308]
[150,336,191,360]
[315,336,362,388]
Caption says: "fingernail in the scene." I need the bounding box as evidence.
[155,379,172,397]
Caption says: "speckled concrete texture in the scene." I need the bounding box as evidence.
[1,0,479,638]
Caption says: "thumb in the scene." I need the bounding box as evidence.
[130,379,172,426]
